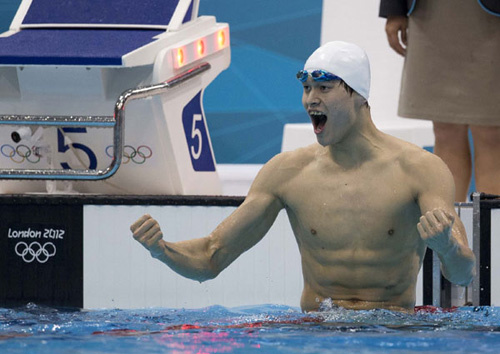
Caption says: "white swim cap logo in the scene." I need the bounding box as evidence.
[15,242,57,263]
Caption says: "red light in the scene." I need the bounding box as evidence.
[197,40,205,56]
[218,30,225,48]
[177,48,184,66]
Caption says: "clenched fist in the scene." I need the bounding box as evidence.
[130,214,165,258]
[417,209,456,255]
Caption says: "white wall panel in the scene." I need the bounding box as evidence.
[83,205,302,309]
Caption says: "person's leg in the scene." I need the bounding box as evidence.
[469,125,500,196]
[432,122,471,202]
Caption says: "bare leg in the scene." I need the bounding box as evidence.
[469,125,500,196]
[432,122,471,202]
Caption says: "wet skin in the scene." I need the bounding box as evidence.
[131,78,475,313]
[280,141,425,312]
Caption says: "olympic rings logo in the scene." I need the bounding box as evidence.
[106,145,153,165]
[1,144,42,164]
[15,242,57,263]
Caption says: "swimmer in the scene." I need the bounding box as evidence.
[131,41,476,313]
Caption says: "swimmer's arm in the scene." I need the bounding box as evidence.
[412,153,476,286]
[131,158,285,282]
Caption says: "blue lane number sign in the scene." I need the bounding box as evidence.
[58,127,97,170]
[182,91,216,171]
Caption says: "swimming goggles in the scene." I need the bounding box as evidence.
[296,69,341,83]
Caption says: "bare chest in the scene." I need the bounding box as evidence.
[280,162,421,252]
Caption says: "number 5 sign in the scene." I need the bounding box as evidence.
[182,91,216,171]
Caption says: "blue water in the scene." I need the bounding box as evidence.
[1,303,500,353]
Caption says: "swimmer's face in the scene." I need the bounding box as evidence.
[301,75,359,146]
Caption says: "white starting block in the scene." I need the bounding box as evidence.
[0,0,230,195]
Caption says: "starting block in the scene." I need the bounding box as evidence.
[0,0,230,195]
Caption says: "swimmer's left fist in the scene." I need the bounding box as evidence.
[130,214,165,259]
[417,209,456,255]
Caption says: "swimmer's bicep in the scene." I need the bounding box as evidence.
[412,153,456,213]
[208,192,282,270]
[413,156,468,245]
[207,155,287,269]
[210,153,286,259]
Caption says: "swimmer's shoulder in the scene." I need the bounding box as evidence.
[252,144,318,187]
[269,143,319,171]
[385,134,454,186]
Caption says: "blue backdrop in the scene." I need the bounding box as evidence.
[0,0,20,30]
[0,0,321,164]
[198,1,322,163]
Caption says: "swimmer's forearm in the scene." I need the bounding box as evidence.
[438,238,476,286]
[417,209,476,286]
[156,191,281,281]
[141,183,282,282]
[152,237,220,282]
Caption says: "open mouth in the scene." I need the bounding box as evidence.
[309,111,327,134]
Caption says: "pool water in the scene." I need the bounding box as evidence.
[1,303,499,353]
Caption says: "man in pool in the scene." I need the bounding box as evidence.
[131,41,476,313]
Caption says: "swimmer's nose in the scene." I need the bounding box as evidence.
[306,95,320,107]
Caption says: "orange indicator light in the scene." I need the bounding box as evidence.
[197,40,205,56]
[177,48,184,66]
[218,30,225,48]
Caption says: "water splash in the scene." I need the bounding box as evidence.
[1,303,499,353]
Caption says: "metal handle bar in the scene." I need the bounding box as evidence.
[0,62,211,180]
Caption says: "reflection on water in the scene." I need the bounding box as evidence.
[0,303,499,353]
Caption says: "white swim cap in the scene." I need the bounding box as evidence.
[304,41,371,100]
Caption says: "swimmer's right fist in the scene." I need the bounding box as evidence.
[130,214,165,259]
